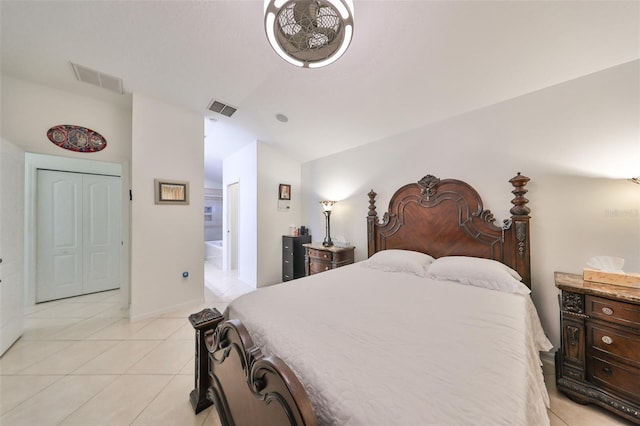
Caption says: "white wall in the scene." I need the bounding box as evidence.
[129,94,205,320]
[1,75,132,164]
[221,141,303,287]
[2,76,208,321]
[257,143,303,286]
[1,75,132,311]
[301,60,640,350]
[223,142,258,286]
[0,138,25,355]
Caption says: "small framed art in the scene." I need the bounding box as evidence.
[279,184,291,200]
[155,179,189,205]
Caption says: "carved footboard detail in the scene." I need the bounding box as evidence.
[205,319,318,426]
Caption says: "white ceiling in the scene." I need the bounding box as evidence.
[2,1,638,183]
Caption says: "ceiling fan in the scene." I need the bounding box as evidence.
[264,0,354,68]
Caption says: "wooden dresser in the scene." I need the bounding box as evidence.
[303,243,355,276]
[555,272,640,424]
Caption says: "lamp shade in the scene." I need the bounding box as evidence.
[320,200,336,212]
[264,0,354,68]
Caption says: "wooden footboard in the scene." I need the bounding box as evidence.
[204,319,318,426]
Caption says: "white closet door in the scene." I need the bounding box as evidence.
[36,170,121,302]
[83,174,121,294]
[37,170,84,302]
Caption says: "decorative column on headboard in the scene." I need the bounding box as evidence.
[367,190,378,257]
[508,173,532,287]
[509,172,531,216]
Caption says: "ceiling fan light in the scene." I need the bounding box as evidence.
[264,0,354,68]
[274,0,289,9]
[325,0,353,19]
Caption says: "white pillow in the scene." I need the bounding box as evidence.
[361,249,434,277]
[427,256,530,295]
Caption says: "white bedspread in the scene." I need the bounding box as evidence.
[227,263,553,426]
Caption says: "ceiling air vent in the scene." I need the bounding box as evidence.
[71,62,124,94]
[208,100,237,117]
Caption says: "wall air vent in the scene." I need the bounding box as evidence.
[71,62,124,94]
[208,100,237,117]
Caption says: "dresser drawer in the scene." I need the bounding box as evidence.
[282,262,294,281]
[586,296,640,328]
[588,356,640,404]
[332,250,354,263]
[309,259,331,274]
[588,322,640,368]
[308,248,332,261]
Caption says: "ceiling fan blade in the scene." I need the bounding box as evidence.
[292,0,317,28]
[314,26,337,44]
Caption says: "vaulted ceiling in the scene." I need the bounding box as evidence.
[2,1,638,182]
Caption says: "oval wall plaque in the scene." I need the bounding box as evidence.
[47,125,107,153]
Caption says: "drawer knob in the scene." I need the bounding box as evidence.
[602,366,613,375]
[601,335,614,345]
[601,307,614,316]
[324,266,329,271]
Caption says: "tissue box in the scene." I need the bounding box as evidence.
[583,268,640,288]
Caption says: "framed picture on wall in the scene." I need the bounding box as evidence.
[279,183,291,200]
[155,179,189,205]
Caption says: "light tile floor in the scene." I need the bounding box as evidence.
[0,286,225,426]
[204,261,253,304]
[0,263,636,425]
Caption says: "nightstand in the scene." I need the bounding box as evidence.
[555,272,640,424]
[303,243,355,276]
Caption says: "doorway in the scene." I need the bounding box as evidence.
[202,181,252,303]
[24,153,127,308]
[36,170,121,302]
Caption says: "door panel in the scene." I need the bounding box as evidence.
[227,182,239,270]
[37,171,83,302]
[83,174,121,293]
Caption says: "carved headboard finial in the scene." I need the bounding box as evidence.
[367,190,377,217]
[418,174,440,200]
[509,172,531,216]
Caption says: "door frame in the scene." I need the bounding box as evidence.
[226,181,239,271]
[24,153,129,308]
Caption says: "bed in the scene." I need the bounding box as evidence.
[199,173,552,425]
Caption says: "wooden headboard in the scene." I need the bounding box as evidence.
[367,173,532,288]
